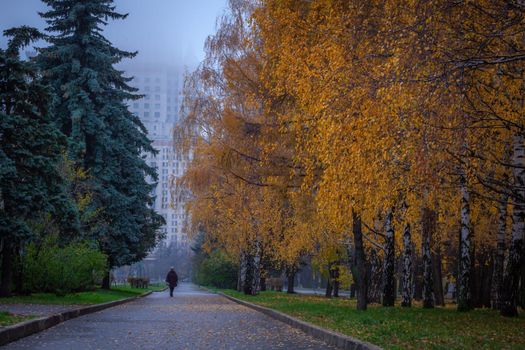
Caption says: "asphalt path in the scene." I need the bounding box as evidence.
[3,283,338,350]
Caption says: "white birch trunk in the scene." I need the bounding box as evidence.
[251,238,261,295]
[458,172,472,311]
[239,251,247,293]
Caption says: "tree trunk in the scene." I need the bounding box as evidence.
[13,247,25,295]
[433,248,445,307]
[422,208,435,309]
[101,269,111,290]
[0,243,14,297]
[501,132,525,317]
[333,266,340,297]
[346,239,356,299]
[367,250,382,303]
[401,223,413,307]
[260,277,266,292]
[480,250,493,308]
[353,211,368,310]
[250,240,261,295]
[457,173,472,311]
[286,267,295,294]
[492,193,508,310]
[413,255,423,301]
[382,209,395,307]
[325,274,333,298]
[350,284,356,298]
[471,242,482,308]
[243,253,255,295]
[519,252,525,310]
[237,253,246,292]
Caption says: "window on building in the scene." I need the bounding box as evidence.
[155,103,160,109]
[133,103,139,109]
[155,95,160,100]
[144,103,150,109]
[144,112,149,118]
[154,112,160,118]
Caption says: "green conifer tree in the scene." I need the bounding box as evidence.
[0,27,78,296]
[37,0,164,287]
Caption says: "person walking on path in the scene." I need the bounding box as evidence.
[165,267,178,297]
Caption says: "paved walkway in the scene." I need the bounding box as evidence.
[3,283,338,350]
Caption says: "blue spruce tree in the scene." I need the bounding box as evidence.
[38,0,164,287]
[0,27,79,296]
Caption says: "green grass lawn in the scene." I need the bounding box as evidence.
[0,284,165,306]
[0,311,34,327]
[218,289,525,350]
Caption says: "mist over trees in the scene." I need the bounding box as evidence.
[178,0,525,317]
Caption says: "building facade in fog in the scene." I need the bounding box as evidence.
[125,64,191,248]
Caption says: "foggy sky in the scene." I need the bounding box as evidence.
[0,0,228,67]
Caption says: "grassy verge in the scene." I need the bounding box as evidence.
[0,284,164,306]
[218,289,525,350]
[0,311,34,327]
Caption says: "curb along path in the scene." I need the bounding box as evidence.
[0,290,155,346]
[217,292,382,350]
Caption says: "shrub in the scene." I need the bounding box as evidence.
[193,250,238,289]
[23,236,107,295]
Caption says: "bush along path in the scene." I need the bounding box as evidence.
[0,285,164,346]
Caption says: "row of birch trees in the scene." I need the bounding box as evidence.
[177,0,525,317]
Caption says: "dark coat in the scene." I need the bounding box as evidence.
[166,270,178,287]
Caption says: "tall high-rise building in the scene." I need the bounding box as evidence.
[125,64,191,248]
